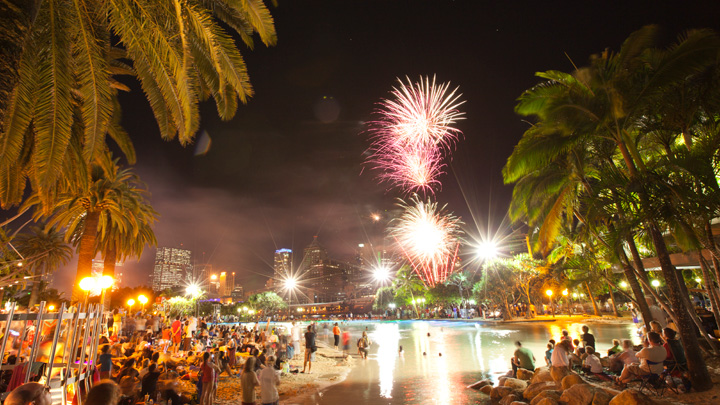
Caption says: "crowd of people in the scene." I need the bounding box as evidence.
[510,319,691,393]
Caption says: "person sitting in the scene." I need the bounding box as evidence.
[580,325,596,350]
[141,363,162,399]
[5,382,52,405]
[86,380,121,405]
[511,341,536,377]
[662,328,686,365]
[616,332,666,386]
[545,343,554,366]
[550,340,572,371]
[581,347,611,380]
[607,339,622,356]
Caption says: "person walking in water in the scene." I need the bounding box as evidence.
[358,331,371,359]
[332,323,341,350]
[302,325,316,374]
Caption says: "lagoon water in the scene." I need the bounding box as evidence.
[308,320,639,404]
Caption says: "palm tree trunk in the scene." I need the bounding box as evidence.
[27,263,43,307]
[704,222,720,289]
[585,282,600,316]
[648,224,712,390]
[627,238,651,287]
[607,280,619,317]
[72,210,100,302]
[698,254,720,333]
[102,246,117,308]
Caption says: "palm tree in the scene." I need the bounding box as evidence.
[506,26,720,389]
[0,0,277,210]
[392,266,424,317]
[14,225,72,307]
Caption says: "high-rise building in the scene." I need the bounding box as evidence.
[231,286,244,302]
[273,249,293,279]
[152,247,193,292]
[229,272,236,291]
[302,237,327,269]
[219,272,227,296]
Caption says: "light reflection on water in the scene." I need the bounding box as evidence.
[314,320,639,404]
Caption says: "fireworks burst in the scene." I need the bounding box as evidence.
[366,75,465,193]
[390,196,463,286]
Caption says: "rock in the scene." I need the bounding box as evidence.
[480,385,493,394]
[499,377,508,386]
[500,394,520,405]
[550,366,571,382]
[517,368,535,381]
[467,379,492,390]
[491,386,514,401]
[561,374,585,390]
[535,398,558,405]
[530,390,561,405]
[608,390,656,405]
[504,378,529,391]
[530,368,554,384]
[592,390,614,405]
[559,383,596,405]
[511,402,531,405]
[523,381,560,400]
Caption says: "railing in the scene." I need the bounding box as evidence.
[0,301,104,405]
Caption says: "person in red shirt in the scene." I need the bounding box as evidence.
[171,317,182,354]
[199,352,215,405]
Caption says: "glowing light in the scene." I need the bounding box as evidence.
[390,196,463,286]
[186,284,201,298]
[284,278,297,290]
[79,277,97,292]
[469,299,476,305]
[127,298,135,307]
[210,274,217,280]
[371,213,381,222]
[476,241,498,260]
[365,76,465,193]
[651,280,660,288]
[572,293,578,298]
[17,262,22,267]
[546,289,553,297]
[242,306,248,312]
[248,309,255,315]
[138,295,148,305]
[237,307,242,313]
[619,281,628,289]
[47,305,55,311]
[358,243,365,248]
[388,303,396,309]
[297,307,303,312]
[562,289,568,296]
[373,266,392,283]
[99,275,114,290]
[695,278,702,284]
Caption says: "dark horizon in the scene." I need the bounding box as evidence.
[41,1,720,296]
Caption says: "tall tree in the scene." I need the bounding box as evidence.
[14,225,72,307]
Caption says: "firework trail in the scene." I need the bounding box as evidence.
[366,75,465,193]
[390,196,464,286]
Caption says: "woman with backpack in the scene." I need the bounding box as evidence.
[358,331,371,359]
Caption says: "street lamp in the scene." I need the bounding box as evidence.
[546,289,554,318]
[138,294,148,312]
[98,275,114,309]
[562,289,569,315]
[651,279,661,296]
[47,304,55,311]
[79,277,97,309]
[476,241,498,261]
[619,281,628,289]
[127,298,135,314]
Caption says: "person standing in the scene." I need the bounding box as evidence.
[302,325,316,374]
[291,321,301,360]
[342,330,351,357]
[171,317,182,354]
[332,323,341,350]
[259,355,281,405]
[241,357,260,405]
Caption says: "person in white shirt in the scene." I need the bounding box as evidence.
[582,346,603,374]
[616,332,667,386]
[188,316,197,337]
[550,339,571,370]
[291,321,301,360]
[258,355,281,405]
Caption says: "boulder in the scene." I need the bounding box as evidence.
[491,386,514,401]
[559,383,596,405]
[480,385,493,395]
[530,368,554,384]
[608,390,656,405]
[530,390,561,405]
[467,379,492,390]
[500,394,520,405]
[550,366,571,382]
[511,402,531,405]
[523,381,560,400]
[592,390,614,405]
[504,378,529,391]
[535,398,558,405]
[499,377,508,387]
[561,374,585,390]
[517,368,535,381]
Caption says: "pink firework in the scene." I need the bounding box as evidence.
[390,196,463,287]
[366,76,465,193]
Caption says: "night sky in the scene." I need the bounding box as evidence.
[49,1,720,294]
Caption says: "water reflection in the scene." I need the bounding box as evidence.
[317,320,640,404]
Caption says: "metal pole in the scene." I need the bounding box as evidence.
[25,301,46,382]
[45,303,66,385]
[0,302,16,361]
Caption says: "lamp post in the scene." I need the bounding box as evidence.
[651,279,661,296]
[546,289,554,318]
[127,298,135,315]
[562,289,568,315]
[79,277,97,310]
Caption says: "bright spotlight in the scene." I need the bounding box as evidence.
[186,284,201,297]
[651,279,660,288]
[619,281,628,289]
[284,277,297,290]
[371,213,381,222]
[476,241,498,260]
[373,266,391,283]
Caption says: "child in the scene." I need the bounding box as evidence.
[582,346,611,380]
[545,343,554,366]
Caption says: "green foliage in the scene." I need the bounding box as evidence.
[373,286,394,311]
[248,291,287,314]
